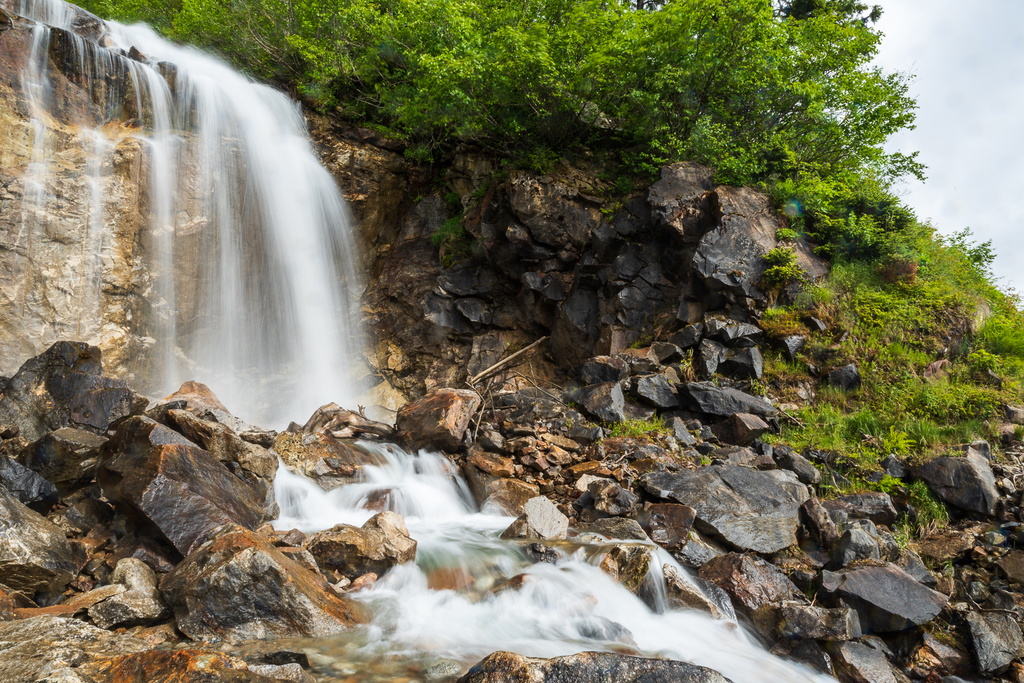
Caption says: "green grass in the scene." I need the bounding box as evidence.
[606,417,668,439]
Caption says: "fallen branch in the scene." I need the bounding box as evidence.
[468,336,548,386]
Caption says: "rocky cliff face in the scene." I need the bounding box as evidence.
[311,118,825,401]
[0,4,155,380]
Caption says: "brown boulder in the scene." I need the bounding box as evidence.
[396,388,481,452]
[458,650,729,683]
[160,526,362,642]
[98,416,266,555]
[306,511,417,580]
[697,552,804,618]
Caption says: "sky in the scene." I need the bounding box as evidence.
[873,0,1024,293]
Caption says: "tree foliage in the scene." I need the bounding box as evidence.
[81,0,918,190]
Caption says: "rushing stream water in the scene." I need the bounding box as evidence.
[274,446,835,682]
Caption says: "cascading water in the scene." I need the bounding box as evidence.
[275,446,836,682]
[7,0,365,426]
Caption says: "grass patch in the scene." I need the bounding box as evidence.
[606,417,668,439]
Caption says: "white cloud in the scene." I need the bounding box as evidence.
[875,0,1024,292]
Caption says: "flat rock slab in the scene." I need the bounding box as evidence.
[641,466,808,553]
[680,382,776,418]
[458,650,730,683]
[820,564,947,633]
[827,640,901,683]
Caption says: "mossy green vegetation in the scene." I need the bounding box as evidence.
[606,417,668,439]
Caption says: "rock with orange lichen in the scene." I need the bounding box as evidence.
[160,526,363,642]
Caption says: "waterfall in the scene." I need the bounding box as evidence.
[6,0,365,426]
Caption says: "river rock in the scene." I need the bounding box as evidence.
[501,496,569,540]
[573,382,627,422]
[680,382,776,418]
[663,564,735,620]
[778,603,861,641]
[0,342,146,442]
[88,558,169,629]
[819,564,947,632]
[306,511,416,579]
[588,478,639,517]
[598,544,652,593]
[0,488,78,593]
[98,416,266,555]
[827,639,903,683]
[0,615,151,682]
[396,388,481,451]
[641,466,808,553]
[0,456,58,512]
[911,448,1000,516]
[965,611,1024,674]
[639,502,695,552]
[581,517,649,541]
[80,649,280,682]
[459,650,730,683]
[161,526,362,641]
[697,553,804,617]
[19,428,107,494]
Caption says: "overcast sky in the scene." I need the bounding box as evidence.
[874,0,1024,293]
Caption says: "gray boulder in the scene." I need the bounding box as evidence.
[965,611,1024,675]
[0,456,58,512]
[641,466,808,553]
[501,496,569,541]
[819,564,947,632]
[911,448,1000,516]
[680,383,776,418]
[828,363,861,391]
[573,382,627,422]
[19,428,107,494]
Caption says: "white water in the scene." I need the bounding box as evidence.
[9,0,365,426]
[275,447,836,682]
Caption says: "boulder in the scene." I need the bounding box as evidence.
[719,347,763,380]
[0,342,146,441]
[19,428,107,494]
[0,616,150,682]
[0,456,58,512]
[662,564,735,620]
[0,489,78,593]
[778,335,806,362]
[641,466,809,553]
[777,603,861,641]
[711,413,770,447]
[696,339,726,378]
[98,416,266,555]
[501,496,569,540]
[163,409,277,481]
[598,544,653,593]
[588,479,639,517]
[827,639,903,683]
[459,650,729,683]
[576,356,629,385]
[831,528,880,568]
[680,382,776,418]
[396,389,481,452]
[87,558,169,629]
[580,517,649,541]
[911,448,1000,516]
[573,382,627,423]
[631,374,679,409]
[834,492,898,526]
[697,553,804,617]
[774,447,820,486]
[819,564,947,632]
[828,363,861,391]
[305,511,416,579]
[639,503,695,552]
[965,612,1024,675]
[81,649,280,682]
[160,526,362,641]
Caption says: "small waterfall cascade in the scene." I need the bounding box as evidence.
[4,0,365,426]
[275,446,836,682]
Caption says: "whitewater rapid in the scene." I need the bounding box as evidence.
[274,445,836,682]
